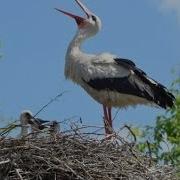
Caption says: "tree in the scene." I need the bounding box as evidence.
[136,75,180,167]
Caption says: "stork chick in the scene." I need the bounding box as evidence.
[28,117,50,138]
[49,121,60,140]
[19,110,33,138]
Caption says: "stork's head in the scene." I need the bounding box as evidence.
[20,110,33,125]
[55,0,101,38]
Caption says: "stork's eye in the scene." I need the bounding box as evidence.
[91,15,96,22]
[25,112,32,119]
[25,113,30,117]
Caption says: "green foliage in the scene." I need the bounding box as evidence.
[136,77,180,167]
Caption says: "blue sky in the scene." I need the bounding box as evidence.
[0,0,179,130]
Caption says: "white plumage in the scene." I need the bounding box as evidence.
[56,0,175,136]
[49,121,60,140]
[19,110,32,137]
[19,110,60,138]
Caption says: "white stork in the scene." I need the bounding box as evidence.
[49,121,60,140]
[28,117,50,138]
[29,118,60,138]
[19,111,60,138]
[20,110,49,138]
[55,0,175,136]
[19,110,33,137]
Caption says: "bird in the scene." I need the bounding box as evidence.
[49,121,60,140]
[55,0,175,136]
[19,110,60,139]
[19,110,49,138]
[28,117,50,138]
[19,110,33,137]
[29,117,60,138]
[49,121,60,133]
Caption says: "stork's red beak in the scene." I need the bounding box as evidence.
[55,0,92,27]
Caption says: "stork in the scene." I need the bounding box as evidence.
[56,0,175,136]
[29,118,60,138]
[49,121,60,140]
[28,117,50,138]
[19,110,33,137]
[19,110,49,138]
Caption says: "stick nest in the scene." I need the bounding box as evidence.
[0,130,177,180]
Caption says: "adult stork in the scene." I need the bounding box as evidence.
[55,0,175,136]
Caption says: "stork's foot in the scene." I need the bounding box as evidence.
[103,117,113,134]
[102,132,117,141]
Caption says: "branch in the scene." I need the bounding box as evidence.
[124,125,137,142]
[15,168,24,180]
[34,91,68,117]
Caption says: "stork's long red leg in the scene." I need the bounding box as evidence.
[103,105,113,135]
[108,107,112,130]
[103,105,109,135]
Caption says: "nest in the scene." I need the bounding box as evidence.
[0,127,177,180]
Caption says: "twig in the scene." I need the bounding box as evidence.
[124,125,137,142]
[146,140,152,158]
[64,163,84,180]
[0,159,10,165]
[146,140,153,166]
[112,108,120,121]
[15,168,23,180]
[0,120,19,137]
[34,91,68,117]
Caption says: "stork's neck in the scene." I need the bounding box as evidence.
[20,125,28,137]
[67,30,88,56]
[65,30,94,79]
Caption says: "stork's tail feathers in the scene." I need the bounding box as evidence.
[152,84,175,109]
[133,67,175,109]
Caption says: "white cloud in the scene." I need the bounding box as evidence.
[159,0,180,21]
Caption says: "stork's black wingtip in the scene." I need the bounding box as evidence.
[165,94,176,109]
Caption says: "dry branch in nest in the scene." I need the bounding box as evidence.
[0,125,177,180]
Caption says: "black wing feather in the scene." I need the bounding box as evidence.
[84,58,175,109]
[35,118,50,124]
[114,58,136,67]
[115,58,175,108]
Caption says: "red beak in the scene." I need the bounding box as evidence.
[55,0,92,27]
